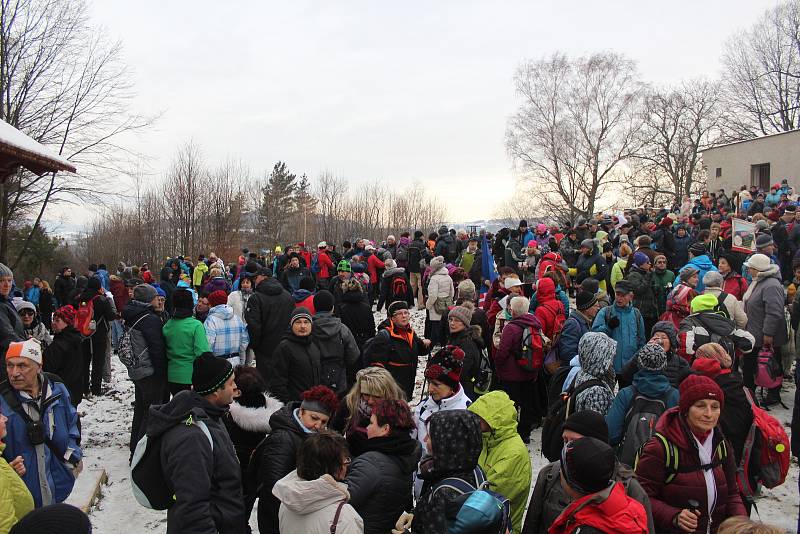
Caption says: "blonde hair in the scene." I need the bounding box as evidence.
[344,367,406,429]
[717,517,785,534]
[618,243,632,258]
[40,280,52,292]
[209,267,222,278]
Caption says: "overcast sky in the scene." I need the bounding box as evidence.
[82,0,776,224]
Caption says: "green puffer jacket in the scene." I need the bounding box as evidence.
[468,391,532,534]
[163,316,211,384]
[0,443,34,534]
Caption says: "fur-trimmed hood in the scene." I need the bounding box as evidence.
[227,393,283,433]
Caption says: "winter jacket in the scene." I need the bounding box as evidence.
[122,299,168,378]
[674,255,718,292]
[522,461,653,534]
[53,275,76,307]
[468,391,532,534]
[42,326,84,407]
[109,276,129,317]
[652,268,676,316]
[426,263,454,321]
[0,295,24,381]
[573,349,616,417]
[146,390,246,534]
[660,283,697,331]
[0,442,34,534]
[722,272,748,301]
[292,289,316,315]
[246,277,295,371]
[533,278,565,341]
[311,312,361,395]
[573,250,608,289]
[435,233,459,263]
[407,238,430,274]
[316,251,335,280]
[336,290,375,350]
[504,239,525,275]
[592,303,646,374]
[414,410,484,534]
[743,264,788,348]
[414,385,472,456]
[273,470,363,534]
[192,261,208,287]
[672,233,692,271]
[635,408,747,533]
[201,276,231,296]
[495,313,541,382]
[204,304,249,360]
[21,319,52,348]
[366,253,385,285]
[0,375,81,508]
[223,393,283,476]
[606,370,679,447]
[345,432,421,534]
[626,266,659,320]
[548,482,648,534]
[74,289,115,336]
[279,266,312,294]
[364,319,428,399]
[557,309,592,367]
[653,228,677,265]
[377,268,412,311]
[256,403,310,534]
[226,290,251,322]
[447,326,483,400]
[163,315,210,385]
[270,332,323,403]
[714,371,754,470]
[620,321,689,389]
[702,286,747,328]
[677,311,755,361]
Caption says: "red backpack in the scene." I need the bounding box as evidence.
[737,387,791,499]
[390,277,408,300]
[75,295,99,337]
[517,324,548,372]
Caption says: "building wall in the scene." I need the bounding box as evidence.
[703,130,800,193]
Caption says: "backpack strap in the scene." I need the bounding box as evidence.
[330,500,347,534]
[653,431,728,484]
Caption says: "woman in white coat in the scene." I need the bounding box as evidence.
[425,256,454,346]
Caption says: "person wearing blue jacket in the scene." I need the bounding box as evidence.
[591,280,646,377]
[95,264,110,291]
[673,242,717,292]
[24,279,41,307]
[557,291,600,366]
[605,343,679,447]
[1,338,82,508]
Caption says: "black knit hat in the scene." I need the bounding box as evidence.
[688,242,707,256]
[313,290,335,312]
[388,300,409,317]
[562,410,609,443]
[172,288,194,311]
[290,307,313,325]
[9,503,91,534]
[192,352,234,396]
[576,290,598,311]
[560,437,615,495]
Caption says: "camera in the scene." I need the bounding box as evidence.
[26,420,46,445]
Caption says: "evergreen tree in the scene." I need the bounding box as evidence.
[259,161,297,245]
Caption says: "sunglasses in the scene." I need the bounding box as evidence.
[19,310,35,316]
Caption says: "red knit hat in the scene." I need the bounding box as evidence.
[691,358,722,379]
[424,345,465,389]
[53,305,76,326]
[679,374,724,413]
[207,290,228,308]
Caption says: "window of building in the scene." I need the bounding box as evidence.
[715,167,722,178]
[751,163,770,191]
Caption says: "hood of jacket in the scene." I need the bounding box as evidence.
[272,470,349,514]
[427,409,482,475]
[228,393,283,433]
[685,311,736,336]
[753,263,781,281]
[159,267,173,282]
[312,312,344,339]
[429,256,445,272]
[256,276,286,296]
[269,402,306,436]
[468,391,519,446]
[632,369,674,397]
[208,304,234,320]
[292,288,313,303]
[146,390,226,439]
[651,320,678,356]
[509,312,542,329]
[687,254,715,271]
[450,325,484,348]
[536,277,556,302]
[382,267,406,278]
[122,299,155,323]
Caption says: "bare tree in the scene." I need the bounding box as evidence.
[506,52,646,225]
[721,0,800,139]
[164,142,206,255]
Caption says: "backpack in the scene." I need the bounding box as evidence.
[361,329,392,369]
[396,244,409,263]
[390,276,408,301]
[541,378,604,461]
[447,489,511,534]
[714,291,731,319]
[638,432,729,485]
[310,254,321,274]
[318,331,347,395]
[75,295,99,337]
[617,387,670,468]
[754,346,783,390]
[472,346,493,396]
[446,237,458,263]
[429,466,488,505]
[517,325,549,372]
[118,315,154,381]
[131,413,213,510]
[538,302,565,374]
[736,387,790,499]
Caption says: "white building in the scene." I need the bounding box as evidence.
[702,129,800,193]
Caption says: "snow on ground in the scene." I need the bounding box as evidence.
[84,308,799,533]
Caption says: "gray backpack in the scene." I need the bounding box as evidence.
[118,315,154,381]
[617,387,669,468]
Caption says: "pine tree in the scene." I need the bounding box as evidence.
[293,174,318,244]
[259,162,297,245]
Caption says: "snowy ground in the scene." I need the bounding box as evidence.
[83,309,799,533]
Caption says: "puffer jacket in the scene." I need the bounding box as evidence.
[743,264,789,348]
[626,266,659,320]
[311,312,361,395]
[635,408,747,533]
[447,326,483,400]
[652,268,676,316]
[548,482,649,534]
[223,393,283,472]
[364,319,428,399]
[557,309,592,367]
[533,278,565,340]
[606,370,679,447]
[122,299,168,377]
[495,313,541,382]
[0,442,34,534]
[270,332,323,403]
[414,410,484,534]
[592,303,646,375]
[572,249,608,289]
[42,325,84,407]
[468,391,531,534]
[345,431,421,534]
[273,471,363,534]
[246,277,295,371]
[426,260,454,321]
[674,255,718,293]
[522,461,654,534]
[336,290,375,350]
[677,311,755,362]
[414,384,472,456]
[147,390,245,534]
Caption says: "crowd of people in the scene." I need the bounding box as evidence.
[0,183,799,533]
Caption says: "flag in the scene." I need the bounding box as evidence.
[480,232,497,295]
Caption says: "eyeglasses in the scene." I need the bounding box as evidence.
[19,310,35,316]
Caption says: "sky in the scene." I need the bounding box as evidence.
[74,0,778,225]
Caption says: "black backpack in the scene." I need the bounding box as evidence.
[541,378,604,461]
[617,387,670,468]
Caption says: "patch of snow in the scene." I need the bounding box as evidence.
[0,119,74,169]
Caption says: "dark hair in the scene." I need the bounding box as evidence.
[342,240,352,249]
[233,366,267,408]
[372,399,415,431]
[697,229,710,241]
[498,266,516,276]
[296,431,349,480]
[428,232,438,241]
[299,276,316,291]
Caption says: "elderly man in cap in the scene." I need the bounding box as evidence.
[245,266,295,382]
[592,280,646,379]
[1,338,82,508]
[0,263,23,381]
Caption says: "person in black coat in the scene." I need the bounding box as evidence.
[269,308,323,403]
[53,267,76,307]
[76,277,115,396]
[336,279,376,351]
[157,267,176,314]
[255,385,339,534]
[43,306,84,407]
[376,259,413,312]
[245,270,295,383]
[345,399,421,534]
[444,306,483,400]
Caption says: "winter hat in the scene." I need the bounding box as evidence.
[636,343,667,371]
[576,290,598,311]
[425,345,466,389]
[578,332,616,372]
[580,278,600,294]
[133,283,158,303]
[341,278,363,293]
[384,258,397,270]
[388,300,409,316]
[4,338,43,366]
[9,503,92,534]
[580,239,594,250]
[562,410,609,443]
[633,251,650,267]
[153,285,166,298]
[0,262,12,278]
[290,307,313,325]
[53,305,76,326]
[690,293,720,313]
[755,234,774,249]
[414,230,424,239]
[192,352,234,396]
[614,280,634,294]
[755,220,769,231]
[744,253,771,272]
[87,276,102,291]
[172,289,194,311]
[300,385,339,416]
[457,279,476,300]
[702,271,723,289]
[336,260,351,273]
[651,321,678,353]
[448,305,473,327]
[207,290,228,308]
[659,216,674,227]
[430,256,445,272]
[536,223,547,233]
[560,437,615,495]
[691,358,722,379]
[784,204,797,213]
[317,241,327,249]
[313,290,335,312]
[679,374,725,414]
[679,266,699,281]
[695,342,733,369]
[14,300,35,314]
[688,242,707,256]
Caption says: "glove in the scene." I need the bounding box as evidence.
[391,512,414,534]
[608,315,620,329]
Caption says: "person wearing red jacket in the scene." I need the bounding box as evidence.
[549,437,648,534]
[533,277,565,340]
[636,375,747,533]
[315,242,335,289]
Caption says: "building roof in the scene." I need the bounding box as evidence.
[0,119,76,178]
[702,128,800,154]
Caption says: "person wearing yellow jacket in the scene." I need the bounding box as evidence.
[192,256,209,292]
[0,407,34,534]
[468,390,532,534]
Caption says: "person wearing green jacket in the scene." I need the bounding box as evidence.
[468,390,531,534]
[0,406,34,534]
[651,254,675,317]
[163,289,210,396]
[192,256,208,292]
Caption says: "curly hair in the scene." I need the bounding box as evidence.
[302,385,340,414]
[371,399,415,431]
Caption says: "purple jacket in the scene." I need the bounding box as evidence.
[202,277,231,296]
[495,313,541,382]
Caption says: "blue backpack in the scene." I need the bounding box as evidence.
[311,254,321,274]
